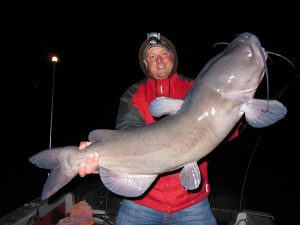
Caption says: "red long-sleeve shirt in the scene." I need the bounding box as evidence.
[115,73,212,213]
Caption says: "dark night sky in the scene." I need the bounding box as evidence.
[2,3,299,224]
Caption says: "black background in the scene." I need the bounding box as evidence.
[2,3,299,224]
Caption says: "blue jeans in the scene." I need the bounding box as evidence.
[115,198,217,225]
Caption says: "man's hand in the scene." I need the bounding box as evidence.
[78,141,100,177]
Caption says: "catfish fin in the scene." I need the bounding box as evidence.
[99,167,157,197]
[29,148,78,200]
[241,99,287,128]
[88,129,119,142]
[179,162,201,190]
[40,167,76,200]
[149,97,184,117]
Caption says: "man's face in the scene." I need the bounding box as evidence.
[143,46,174,79]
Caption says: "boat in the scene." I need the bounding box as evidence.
[0,178,121,225]
[0,178,276,225]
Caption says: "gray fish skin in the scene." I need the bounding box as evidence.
[29,32,287,200]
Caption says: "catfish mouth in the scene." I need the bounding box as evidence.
[220,33,268,101]
[250,33,268,84]
[258,44,269,99]
[262,47,268,60]
[243,33,268,95]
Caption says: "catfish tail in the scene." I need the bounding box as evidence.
[29,147,78,200]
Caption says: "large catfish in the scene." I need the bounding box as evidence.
[29,32,287,200]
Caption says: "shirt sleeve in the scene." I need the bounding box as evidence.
[115,86,146,130]
[227,119,247,141]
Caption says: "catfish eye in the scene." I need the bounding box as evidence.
[244,46,254,59]
[246,51,253,58]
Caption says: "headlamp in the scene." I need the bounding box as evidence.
[147,32,162,45]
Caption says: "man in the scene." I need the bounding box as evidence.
[78,32,225,225]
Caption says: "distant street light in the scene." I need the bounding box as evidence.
[49,56,59,149]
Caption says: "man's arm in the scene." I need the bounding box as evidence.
[78,85,145,177]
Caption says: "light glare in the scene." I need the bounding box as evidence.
[51,56,58,63]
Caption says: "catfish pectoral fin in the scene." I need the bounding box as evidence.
[242,99,287,128]
[99,167,157,197]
